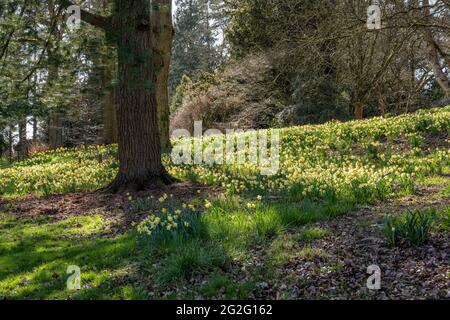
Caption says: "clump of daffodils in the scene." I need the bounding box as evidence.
[136,205,199,243]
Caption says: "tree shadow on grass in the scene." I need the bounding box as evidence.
[0,214,139,299]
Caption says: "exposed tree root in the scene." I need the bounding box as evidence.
[102,170,177,194]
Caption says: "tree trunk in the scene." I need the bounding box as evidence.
[354,102,364,120]
[101,0,118,145]
[154,0,173,152]
[102,56,118,144]
[106,0,172,192]
[49,113,63,149]
[47,40,63,149]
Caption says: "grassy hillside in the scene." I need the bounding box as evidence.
[0,107,449,299]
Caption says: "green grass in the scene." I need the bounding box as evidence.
[199,273,254,299]
[0,213,138,299]
[297,227,331,241]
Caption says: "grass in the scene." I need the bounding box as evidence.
[199,273,254,299]
[297,227,331,241]
[0,213,138,299]
[0,106,449,299]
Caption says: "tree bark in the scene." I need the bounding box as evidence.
[106,0,172,192]
[354,102,364,120]
[101,0,118,145]
[59,0,174,191]
[102,56,118,144]
[49,113,63,149]
[424,36,450,97]
[154,0,174,153]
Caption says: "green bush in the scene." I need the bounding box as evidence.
[382,209,436,247]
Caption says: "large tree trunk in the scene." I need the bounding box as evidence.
[154,0,173,153]
[354,102,364,120]
[48,113,63,149]
[107,0,172,192]
[101,0,118,145]
[47,40,63,149]
[102,57,118,144]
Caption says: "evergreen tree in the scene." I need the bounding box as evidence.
[169,0,222,92]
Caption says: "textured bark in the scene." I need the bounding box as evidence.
[47,24,63,150]
[354,102,364,120]
[102,57,118,144]
[49,113,63,149]
[101,0,118,145]
[155,0,173,152]
[106,0,172,192]
[59,0,174,191]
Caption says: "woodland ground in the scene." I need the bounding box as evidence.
[0,107,449,300]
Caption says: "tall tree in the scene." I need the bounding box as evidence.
[169,0,221,92]
[60,0,173,191]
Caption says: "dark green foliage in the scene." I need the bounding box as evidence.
[169,0,224,93]
[382,209,436,247]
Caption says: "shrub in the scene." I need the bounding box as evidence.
[28,141,50,155]
[170,52,287,133]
